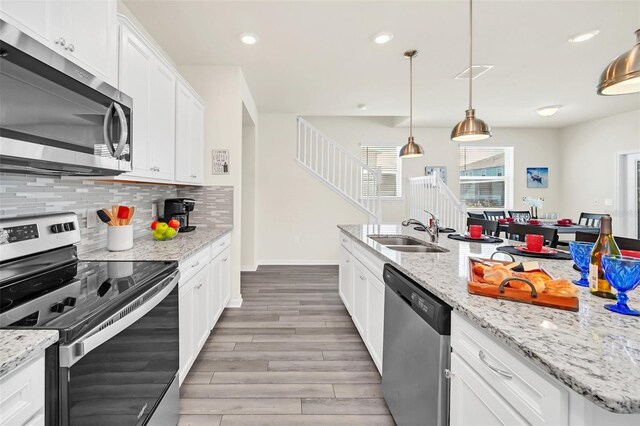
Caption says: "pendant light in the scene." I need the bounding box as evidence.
[451,0,492,142]
[399,50,424,158]
[597,29,640,95]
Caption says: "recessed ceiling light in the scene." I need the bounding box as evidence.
[372,32,394,44]
[536,105,562,117]
[568,29,600,43]
[240,33,259,45]
[358,104,368,111]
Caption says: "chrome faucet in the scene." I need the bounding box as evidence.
[401,210,440,243]
[423,210,440,243]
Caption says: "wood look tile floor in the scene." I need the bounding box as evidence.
[178,265,395,426]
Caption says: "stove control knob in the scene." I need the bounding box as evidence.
[63,297,76,307]
[63,223,71,231]
[50,303,65,313]
[50,225,59,234]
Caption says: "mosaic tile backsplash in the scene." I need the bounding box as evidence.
[0,173,233,254]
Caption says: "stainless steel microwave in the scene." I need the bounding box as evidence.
[0,19,132,176]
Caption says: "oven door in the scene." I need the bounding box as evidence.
[58,271,179,426]
[0,19,132,176]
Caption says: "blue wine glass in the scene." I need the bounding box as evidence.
[601,255,640,316]
[569,242,594,287]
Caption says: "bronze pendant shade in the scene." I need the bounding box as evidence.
[597,29,640,96]
[451,0,492,142]
[399,50,424,158]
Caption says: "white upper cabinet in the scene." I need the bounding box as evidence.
[148,59,176,180]
[0,0,118,86]
[175,79,204,184]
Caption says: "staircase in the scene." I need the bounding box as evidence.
[296,117,383,223]
[408,175,467,232]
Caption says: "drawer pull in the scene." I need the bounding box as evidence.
[191,261,200,268]
[220,242,225,246]
[479,350,512,379]
[223,257,228,262]
[342,239,347,243]
[346,259,350,263]
[359,275,366,280]
[195,283,203,289]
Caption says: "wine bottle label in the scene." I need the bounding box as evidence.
[589,263,598,292]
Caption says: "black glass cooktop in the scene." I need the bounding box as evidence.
[0,248,177,343]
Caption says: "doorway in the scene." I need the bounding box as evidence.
[617,151,640,238]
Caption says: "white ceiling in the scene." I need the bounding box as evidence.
[123,0,640,128]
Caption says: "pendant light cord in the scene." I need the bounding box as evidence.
[409,54,413,138]
[468,0,473,110]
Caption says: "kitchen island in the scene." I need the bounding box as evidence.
[338,224,640,423]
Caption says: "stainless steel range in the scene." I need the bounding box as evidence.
[0,213,180,425]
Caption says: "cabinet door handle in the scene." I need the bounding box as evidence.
[346,259,350,263]
[359,275,366,280]
[219,242,225,246]
[341,238,347,243]
[479,350,512,379]
[443,369,454,379]
[55,37,66,46]
[65,43,75,52]
[195,283,203,289]
[191,261,200,268]
[223,258,228,262]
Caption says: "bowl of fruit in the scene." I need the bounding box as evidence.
[151,219,180,241]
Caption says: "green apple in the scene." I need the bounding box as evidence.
[165,227,177,239]
[156,222,169,233]
[152,230,165,240]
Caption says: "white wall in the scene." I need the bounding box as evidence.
[241,112,257,270]
[179,66,258,304]
[256,114,563,263]
[559,109,640,230]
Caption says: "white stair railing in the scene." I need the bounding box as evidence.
[408,175,467,232]
[296,117,382,223]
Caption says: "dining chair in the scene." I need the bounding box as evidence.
[575,231,640,251]
[466,218,499,236]
[507,223,559,248]
[578,212,609,227]
[484,211,506,220]
[467,212,487,219]
[507,210,532,222]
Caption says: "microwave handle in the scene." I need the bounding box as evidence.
[58,270,180,368]
[103,102,129,158]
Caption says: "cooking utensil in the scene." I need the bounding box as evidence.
[126,206,135,225]
[117,206,130,225]
[112,205,119,226]
[96,209,113,226]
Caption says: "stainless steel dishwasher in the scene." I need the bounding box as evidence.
[382,264,452,426]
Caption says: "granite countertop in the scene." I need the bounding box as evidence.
[79,226,232,262]
[0,329,58,379]
[339,224,640,414]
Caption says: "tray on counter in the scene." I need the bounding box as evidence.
[467,257,579,312]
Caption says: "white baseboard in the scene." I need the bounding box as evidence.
[241,264,258,272]
[227,297,243,308]
[256,259,339,266]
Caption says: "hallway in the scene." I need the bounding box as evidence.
[178,265,394,425]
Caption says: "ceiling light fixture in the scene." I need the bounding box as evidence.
[597,29,640,95]
[373,32,394,45]
[451,0,492,142]
[536,105,562,117]
[240,33,259,45]
[358,104,368,111]
[568,29,600,43]
[399,50,424,158]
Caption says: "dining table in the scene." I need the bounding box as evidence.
[497,221,600,235]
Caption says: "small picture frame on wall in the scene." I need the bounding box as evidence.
[425,166,447,184]
[212,149,230,175]
[526,167,548,188]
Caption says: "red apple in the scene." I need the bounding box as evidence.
[168,219,181,230]
[150,220,159,230]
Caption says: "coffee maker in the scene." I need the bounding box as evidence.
[160,198,196,232]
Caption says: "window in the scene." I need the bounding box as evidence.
[459,146,514,209]
[360,146,402,198]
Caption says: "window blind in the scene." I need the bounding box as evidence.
[459,146,514,209]
[360,146,402,197]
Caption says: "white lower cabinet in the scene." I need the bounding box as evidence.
[0,354,45,426]
[179,235,232,385]
[339,233,384,374]
[338,245,353,314]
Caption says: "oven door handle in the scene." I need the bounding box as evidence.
[103,102,129,159]
[59,270,180,368]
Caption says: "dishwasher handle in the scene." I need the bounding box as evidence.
[397,291,412,307]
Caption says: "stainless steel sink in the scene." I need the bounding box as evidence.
[386,245,449,253]
[368,235,425,246]
[367,235,449,253]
